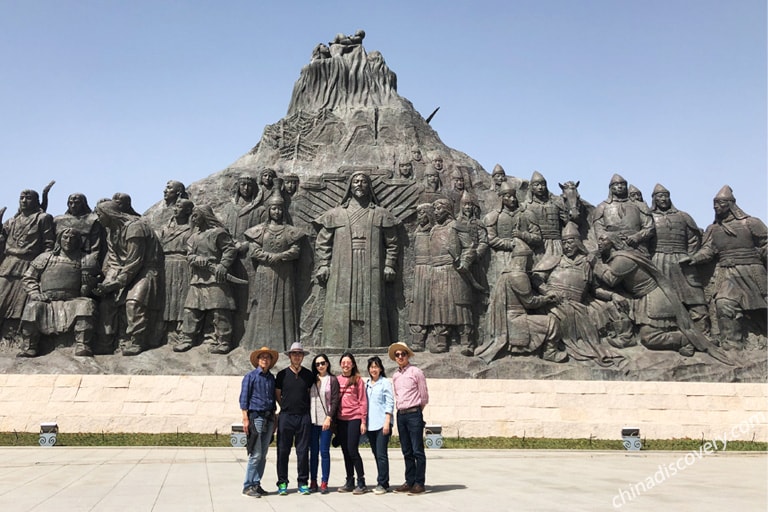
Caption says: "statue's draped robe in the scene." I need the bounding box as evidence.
[243,222,303,351]
[314,202,398,348]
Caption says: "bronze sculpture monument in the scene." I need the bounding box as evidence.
[0,30,764,382]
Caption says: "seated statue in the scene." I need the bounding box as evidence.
[474,236,565,364]
[17,228,98,357]
[54,193,104,264]
[531,222,623,367]
[593,233,730,364]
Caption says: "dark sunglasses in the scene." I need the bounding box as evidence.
[394,351,408,358]
[315,361,328,367]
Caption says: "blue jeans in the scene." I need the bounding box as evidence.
[276,413,311,486]
[309,424,332,483]
[397,409,426,486]
[367,427,390,488]
[243,413,274,491]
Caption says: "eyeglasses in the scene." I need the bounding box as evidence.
[315,361,327,367]
[394,351,408,358]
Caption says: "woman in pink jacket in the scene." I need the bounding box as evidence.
[335,352,368,494]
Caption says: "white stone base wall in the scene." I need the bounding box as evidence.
[1,375,765,441]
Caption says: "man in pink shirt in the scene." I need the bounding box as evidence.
[389,341,429,495]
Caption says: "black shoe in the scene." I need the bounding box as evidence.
[338,481,355,493]
[255,485,268,496]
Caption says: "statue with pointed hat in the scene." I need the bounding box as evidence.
[475,220,565,364]
[242,192,305,351]
[491,164,507,191]
[682,186,767,349]
[407,202,435,352]
[483,181,542,274]
[522,170,569,263]
[530,222,624,366]
[457,190,490,340]
[418,166,448,205]
[424,198,476,355]
[628,184,646,206]
[593,229,732,364]
[649,183,710,334]
[448,169,467,215]
[592,173,655,255]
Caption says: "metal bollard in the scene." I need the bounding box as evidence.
[231,423,247,448]
[39,422,58,447]
[621,427,642,451]
[425,424,443,449]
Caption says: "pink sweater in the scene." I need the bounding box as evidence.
[336,374,368,422]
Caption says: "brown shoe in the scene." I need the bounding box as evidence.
[408,484,425,495]
[393,483,411,494]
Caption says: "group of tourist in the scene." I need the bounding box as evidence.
[239,340,429,498]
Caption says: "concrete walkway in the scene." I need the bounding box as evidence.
[0,447,764,511]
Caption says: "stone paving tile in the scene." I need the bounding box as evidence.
[0,447,764,512]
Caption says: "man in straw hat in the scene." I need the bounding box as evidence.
[389,341,429,495]
[240,346,279,498]
[275,341,314,495]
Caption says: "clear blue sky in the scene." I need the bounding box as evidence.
[1,0,765,228]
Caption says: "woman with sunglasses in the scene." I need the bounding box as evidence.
[336,352,368,494]
[309,353,339,494]
[365,356,394,495]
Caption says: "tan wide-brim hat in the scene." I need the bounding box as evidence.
[250,347,279,369]
[388,341,415,361]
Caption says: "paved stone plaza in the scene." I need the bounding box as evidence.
[0,447,764,511]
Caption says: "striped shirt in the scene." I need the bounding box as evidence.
[392,363,429,411]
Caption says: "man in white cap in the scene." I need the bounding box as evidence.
[240,346,279,498]
[389,341,429,495]
[275,341,314,495]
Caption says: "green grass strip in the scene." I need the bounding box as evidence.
[2,432,765,451]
